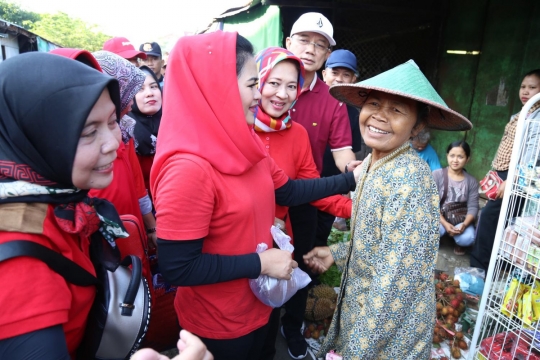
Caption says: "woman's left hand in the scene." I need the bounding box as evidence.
[453,224,465,235]
[147,232,157,249]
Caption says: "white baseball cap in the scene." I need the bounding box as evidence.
[290,12,336,46]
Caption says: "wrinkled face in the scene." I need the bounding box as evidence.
[286,32,330,74]
[135,74,162,115]
[411,138,428,152]
[447,146,469,171]
[261,61,299,118]
[237,56,261,125]
[360,91,422,162]
[322,67,357,86]
[519,75,540,106]
[72,88,119,189]
[141,55,163,77]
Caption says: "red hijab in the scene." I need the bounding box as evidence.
[151,31,267,182]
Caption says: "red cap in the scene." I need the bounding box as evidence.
[49,48,102,72]
[103,37,147,60]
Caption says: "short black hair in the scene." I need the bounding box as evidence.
[415,102,430,128]
[236,34,254,77]
[446,140,471,158]
[524,69,540,79]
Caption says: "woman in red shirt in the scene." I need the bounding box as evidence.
[151,32,362,360]
[253,47,353,359]
[0,53,127,359]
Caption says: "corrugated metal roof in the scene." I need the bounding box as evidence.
[0,17,60,47]
[214,0,261,20]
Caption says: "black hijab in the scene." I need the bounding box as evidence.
[0,52,120,194]
[0,52,128,241]
[129,65,162,156]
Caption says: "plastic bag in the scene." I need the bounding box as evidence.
[454,267,485,296]
[249,226,312,308]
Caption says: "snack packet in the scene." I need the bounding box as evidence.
[502,279,520,317]
[522,289,534,326]
[531,282,540,321]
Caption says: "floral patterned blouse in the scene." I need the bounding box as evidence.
[320,143,440,359]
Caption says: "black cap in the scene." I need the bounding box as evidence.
[139,42,162,57]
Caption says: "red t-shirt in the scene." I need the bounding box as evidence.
[256,123,352,236]
[290,78,352,173]
[153,153,288,339]
[0,204,95,358]
[137,154,155,197]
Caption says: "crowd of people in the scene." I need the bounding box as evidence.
[0,9,538,360]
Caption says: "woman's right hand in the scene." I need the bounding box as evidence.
[259,248,298,280]
[350,161,363,182]
[442,221,456,236]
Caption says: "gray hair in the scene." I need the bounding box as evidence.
[412,128,431,143]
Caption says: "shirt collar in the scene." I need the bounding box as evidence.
[309,74,317,91]
[301,75,319,95]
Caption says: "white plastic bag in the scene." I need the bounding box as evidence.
[249,226,312,307]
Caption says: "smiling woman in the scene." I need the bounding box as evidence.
[304,60,472,359]
[129,65,163,195]
[72,89,119,189]
[0,52,129,359]
[252,47,354,359]
[149,32,366,360]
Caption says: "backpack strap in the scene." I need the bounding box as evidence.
[440,167,449,206]
[0,240,98,286]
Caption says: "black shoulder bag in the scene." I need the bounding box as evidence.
[0,235,151,360]
[440,167,469,226]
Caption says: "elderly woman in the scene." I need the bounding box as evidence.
[0,52,125,359]
[304,60,472,359]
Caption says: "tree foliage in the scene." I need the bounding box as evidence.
[0,1,110,52]
[29,12,110,51]
[0,0,40,27]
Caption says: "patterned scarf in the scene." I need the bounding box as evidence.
[254,47,305,133]
[93,51,146,115]
[0,53,128,245]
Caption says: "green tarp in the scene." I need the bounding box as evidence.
[222,5,282,53]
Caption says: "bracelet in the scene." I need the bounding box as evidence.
[146,227,156,234]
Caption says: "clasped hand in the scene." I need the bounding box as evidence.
[259,248,298,280]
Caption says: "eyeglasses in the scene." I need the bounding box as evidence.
[292,36,330,53]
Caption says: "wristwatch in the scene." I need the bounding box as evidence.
[146,227,156,234]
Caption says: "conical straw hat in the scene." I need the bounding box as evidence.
[329,60,472,131]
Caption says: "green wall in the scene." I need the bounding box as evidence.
[431,0,540,179]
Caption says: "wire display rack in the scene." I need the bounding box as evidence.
[470,92,540,359]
